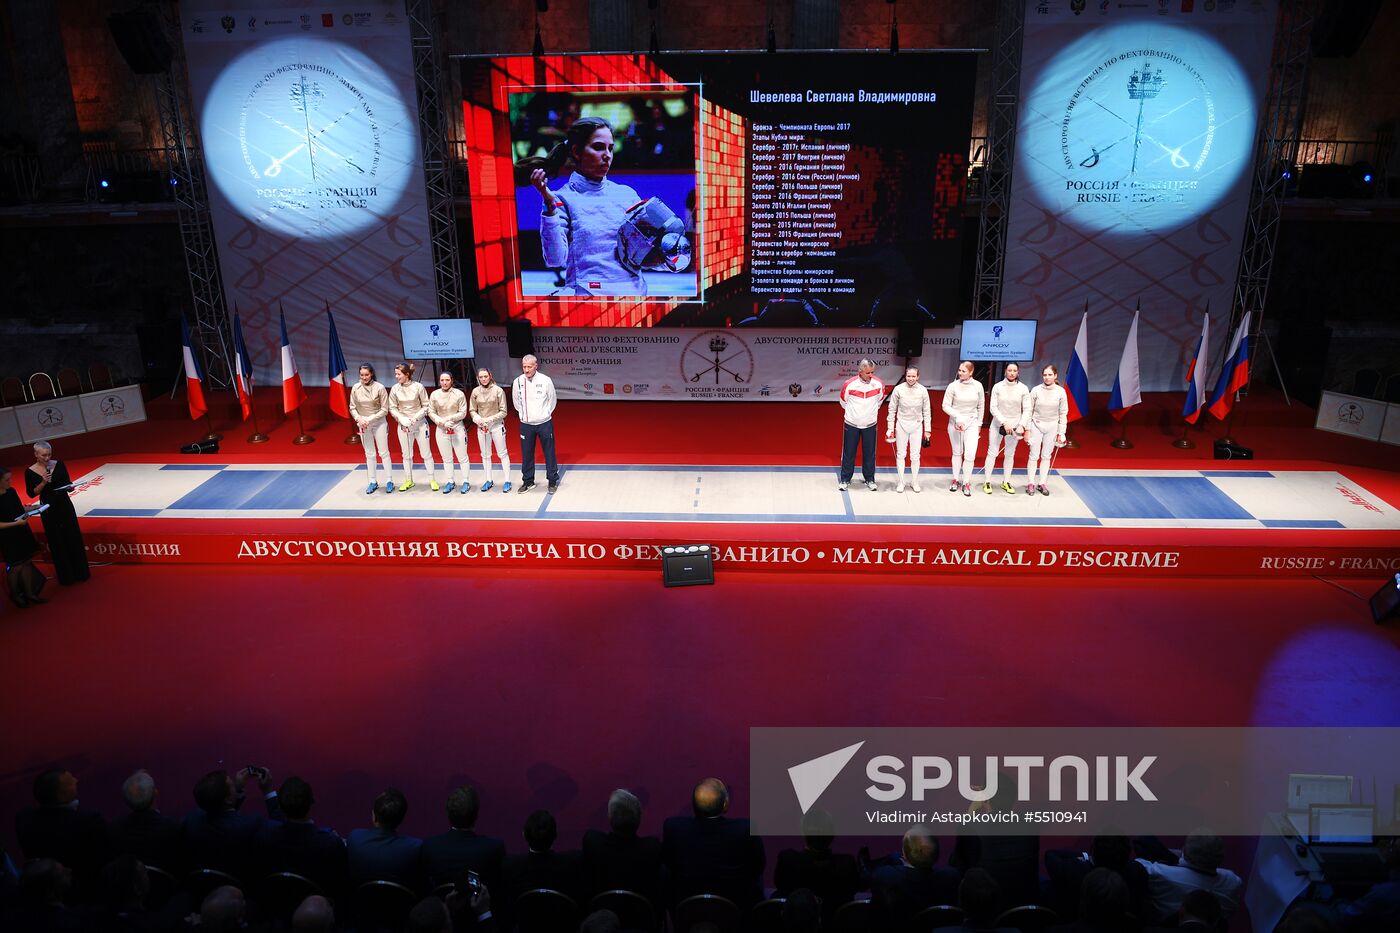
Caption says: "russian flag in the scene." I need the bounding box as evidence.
[1108,308,1141,421]
[1064,311,1090,423]
[1208,311,1250,420]
[180,317,207,421]
[326,305,350,419]
[232,310,253,422]
[279,306,306,414]
[1182,313,1211,424]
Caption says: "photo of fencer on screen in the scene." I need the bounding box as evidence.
[509,89,700,300]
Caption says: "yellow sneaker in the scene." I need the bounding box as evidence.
[430,479,440,492]
[401,479,416,491]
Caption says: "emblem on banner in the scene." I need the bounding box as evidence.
[788,384,802,397]
[680,331,754,390]
[221,15,235,33]
[36,408,64,428]
[1338,403,1364,426]
[342,14,353,25]
[99,395,126,419]
[1072,0,1086,14]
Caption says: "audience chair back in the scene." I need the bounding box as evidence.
[259,872,325,924]
[750,896,788,933]
[431,882,456,900]
[832,898,874,933]
[590,889,657,931]
[2,375,28,405]
[353,879,417,931]
[515,888,581,933]
[186,868,244,903]
[55,367,82,396]
[995,905,1062,933]
[912,904,965,931]
[1354,368,1382,398]
[675,893,743,933]
[1386,373,1400,403]
[28,372,57,401]
[144,865,179,910]
[88,363,116,391]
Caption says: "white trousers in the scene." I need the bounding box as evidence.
[359,420,391,482]
[982,419,1022,483]
[435,425,469,481]
[1026,419,1059,484]
[893,420,923,482]
[947,419,980,485]
[476,422,511,483]
[396,417,435,480]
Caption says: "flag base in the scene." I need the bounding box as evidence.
[1111,437,1134,450]
[1172,437,1196,449]
[344,433,360,446]
[203,431,223,442]
[293,433,316,446]
[247,432,269,444]
[1065,437,1079,449]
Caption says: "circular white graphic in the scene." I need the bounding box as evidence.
[681,331,754,386]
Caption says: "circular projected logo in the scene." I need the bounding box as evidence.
[1021,23,1256,234]
[201,37,416,239]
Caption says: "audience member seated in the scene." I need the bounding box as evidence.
[109,770,183,875]
[949,867,1018,933]
[951,781,1041,908]
[408,895,453,933]
[1047,867,1132,933]
[291,894,336,933]
[782,888,822,933]
[580,908,623,933]
[773,808,860,920]
[1331,837,1400,932]
[661,777,765,909]
[1135,830,1242,925]
[254,776,346,898]
[182,767,282,881]
[92,854,153,932]
[502,808,587,904]
[582,788,662,903]
[421,784,506,892]
[0,858,81,933]
[1044,835,1148,920]
[189,884,262,933]
[1146,888,1222,933]
[15,767,108,893]
[347,787,423,890]
[868,826,960,929]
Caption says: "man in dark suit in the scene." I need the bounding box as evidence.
[15,768,107,895]
[582,788,662,903]
[868,826,960,928]
[347,787,423,890]
[421,785,507,892]
[254,776,346,899]
[661,777,765,909]
[502,809,587,905]
[1044,835,1148,920]
[773,809,860,920]
[108,769,183,874]
[947,867,1018,933]
[182,767,282,882]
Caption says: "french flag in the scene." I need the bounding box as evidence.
[180,317,207,421]
[1208,311,1251,420]
[1064,311,1090,423]
[279,306,306,414]
[326,305,350,419]
[1181,313,1211,424]
[232,310,253,422]
[1108,308,1141,420]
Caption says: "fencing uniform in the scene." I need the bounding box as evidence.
[540,174,645,296]
[1026,382,1069,489]
[942,378,985,488]
[470,383,511,487]
[351,380,391,485]
[886,381,931,490]
[389,380,435,486]
[982,379,1031,486]
[512,371,559,488]
[429,386,470,487]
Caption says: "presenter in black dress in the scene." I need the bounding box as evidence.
[25,441,90,584]
[2,466,47,607]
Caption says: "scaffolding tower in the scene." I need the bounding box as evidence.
[970,0,1026,322]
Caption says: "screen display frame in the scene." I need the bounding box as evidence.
[399,319,476,360]
[959,319,1039,362]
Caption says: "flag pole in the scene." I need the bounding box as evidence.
[1172,422,1195,449]
[1220,407,1238,447]
[1111,416,1132,449]
[247,375,268,444]
[203,411,222,443]
[343,381,359,445]
[293,407,315,445]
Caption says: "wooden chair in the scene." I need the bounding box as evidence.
[0,375,25,406]
[674,893,743,933]
[912,904,965,931]
[589,889,658,931]
[258,872,324,925]
[185,868,243,903]
[515,887,580,933]
[750,896,788,932]
[995,904,1062,933]
[831,898,874,933]
[88,362,116,390]
[352,879,417,932]
[55,367,82,396]
[27,372,57,401]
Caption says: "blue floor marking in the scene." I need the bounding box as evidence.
[241,470,352,510]
[85,508,164,517]
[159,463,228,471]
[1063,476,1174,520]
[1137,476,1254,520]
[1261,519,1346,529]
[168,470,282,510]
[533,510,1102,526]
[1200,470,1275,478]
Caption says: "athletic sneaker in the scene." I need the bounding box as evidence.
[385,481,395,494]
[462,482,471,493]
[480,481,494,492]
[950,481,960,493]
[838,482,850,491]
[518,482,536,493]
[865,480,877,491]
[983,482,993,495]
[911,483,921,493]
[963,483,972,497]
[1001,481,1015,494]
[547,482,558,494]
[1026,483,1035,495]
[503,482,512,493]
[1038,484,1050,496]
[429,479,440,492]
[442,482,455,494]
[366,482,378,494]
[401,480,416,491]
[896,483,905,494]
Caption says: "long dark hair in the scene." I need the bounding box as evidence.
[513,116,612,187]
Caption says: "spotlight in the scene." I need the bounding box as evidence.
[99,179,110,188]
[169,177,178,186]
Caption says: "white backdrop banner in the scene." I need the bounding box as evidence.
[182,1,437,385]
[0,407,20,451]
[15,397,87,444]
[1315,391,1386,441]
[472,327,962,402]
[1000,1,1277,391]
[78,385,148,433]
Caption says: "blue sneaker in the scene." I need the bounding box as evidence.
[385,481,395,493]
[366,482,378,494]
[503,481,512,493]
[442,482,455,494]
[462,482,471,493]
[480,480,494,492]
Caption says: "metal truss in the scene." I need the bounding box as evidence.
[971,0,1026,321]
[407,0,467,319]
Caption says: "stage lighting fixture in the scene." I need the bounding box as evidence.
[662,544,715,588]
[99,179,110,188]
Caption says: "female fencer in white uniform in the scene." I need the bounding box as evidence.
[886,366,932,494]
[351,364,392,494]
[982,362,1031,495]
[388,362,436,492]
[942,360,985,497]
[469,368,512,493]
[428,372,470,494]
[1025,363,1069,496]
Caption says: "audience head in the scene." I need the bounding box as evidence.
[958,868,1001,927]
[373,787,409,831]
[121,769,157,812]
[901,826,938,869]
[1090,834,1132,872]
[407,896,452,933]
[782,888,822,932]
[99,855,150,910]
[447,785,480,830]
[19,859,71,906]
[1079,867,1129,925]
[691,778,729,818]
[1182,829,1225,871]
[193,770,235,815]
[33,768,78,806]
[200,885,247,933]
[279,776,315,821]
[1180,889,1224,928]
[292,894,336,933]
[524,809,558,852]
[580,909,623,933]
[607,789,642,837]
[800,808,835,852]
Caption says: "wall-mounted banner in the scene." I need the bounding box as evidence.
[182,1,437,385]
[471,326,962,401]
[78,385,148,433]
[0,407,21,450]
[15,396,87,444]
[1001,1,1278,391]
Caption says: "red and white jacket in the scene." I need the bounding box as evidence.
[839,375,887,429]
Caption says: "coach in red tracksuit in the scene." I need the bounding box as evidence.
[838,359,887,492]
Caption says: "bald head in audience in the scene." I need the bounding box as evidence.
[292,894,336,932]
[902,826,938,868]
[200,885,246,933]
[121,770,157,812]
[407,895,452,933]
[691,778,729,818]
